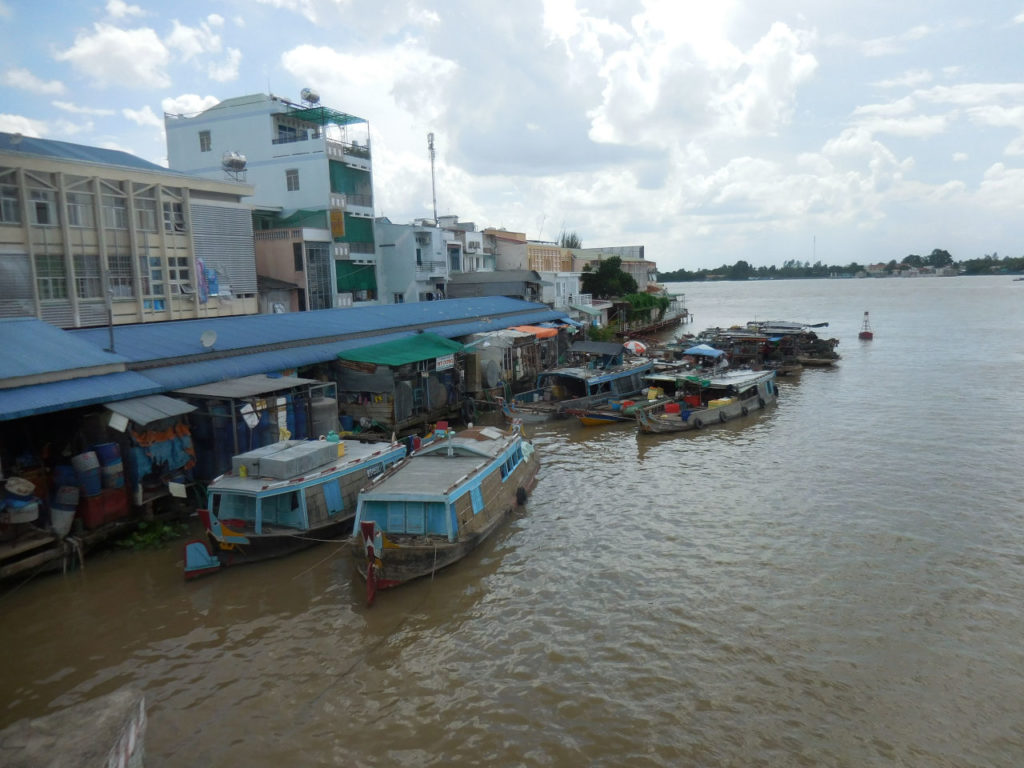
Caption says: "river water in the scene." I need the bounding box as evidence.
[2,275,1023,766]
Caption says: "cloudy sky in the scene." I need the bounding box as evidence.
[2,1,1023,270]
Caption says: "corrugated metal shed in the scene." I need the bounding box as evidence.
[0,131,176,173]
[175,374,318,399]
[70,297,554,364]
[1,317,128,383]
[141,333,413,390]
[0,372,162,422]
[104,395,197,426]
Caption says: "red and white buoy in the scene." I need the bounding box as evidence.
[858,311,873,340]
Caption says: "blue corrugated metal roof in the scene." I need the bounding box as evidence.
[1,317,129,379]
[70,297,554,363]
[0,372,162,422]
[144,333,412,390]
[1,298,562,420]
[0,132,175,173]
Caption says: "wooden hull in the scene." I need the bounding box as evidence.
[352,427,540,603]
[637,378,778,434]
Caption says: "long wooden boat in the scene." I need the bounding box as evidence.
[635,369,778,434]
[183,438,406,578]
[503,341,653,422]
[352,424,539,605]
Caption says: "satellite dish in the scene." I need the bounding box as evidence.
[200,330,217,350]
[300,87,320,104]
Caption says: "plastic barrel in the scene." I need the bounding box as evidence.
[94,442,121,466]
[101,460,125,489]
[54,485,80,508]
[72,451,102,497]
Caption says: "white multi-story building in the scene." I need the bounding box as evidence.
[375,218,450,303]
[165,91,379,310]
[0,132,257,328]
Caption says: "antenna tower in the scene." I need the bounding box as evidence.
[427,132,438,226]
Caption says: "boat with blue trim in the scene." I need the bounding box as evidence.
[183,438,406,578]
[352,423,539,604]
[502,341,653,422]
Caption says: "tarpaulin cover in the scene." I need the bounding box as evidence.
[338,332,464,366]
[684,344,725,358]
[509,325,559,338]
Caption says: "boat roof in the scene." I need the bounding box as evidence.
[540,359,652,384]
[647,369,774,387]
[362,427,516,499]
[208,440,403,494]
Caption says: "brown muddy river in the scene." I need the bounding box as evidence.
[2,276,1023,766]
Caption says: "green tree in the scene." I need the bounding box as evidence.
[927,249,953,267]
[559,230,582,249]
[581,256,638,298]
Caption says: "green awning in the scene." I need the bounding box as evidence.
[570,304,602,316]
[335,261,377,292]
[338,333,464,366]
[285,105,366,127]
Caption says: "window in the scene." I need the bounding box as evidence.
[162,201,185,233]
[168,255,190,292]
[66,191,95,228]
[29,189,56,226]
[415,247,422,265]
[286,169,300,191]
[73,253,103,298]
[0,184,19,224]
[35,253,67,299]
[102,194,128,229]
[293,242,304,272]
[199,130,211,152]
[108,248,134,297]
[392,293,404,304]
[135,196,157,231]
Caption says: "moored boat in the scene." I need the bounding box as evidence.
[503,341,653,422]
[352,423,539,604]
[183,438,406,578]
[635,369,778,434]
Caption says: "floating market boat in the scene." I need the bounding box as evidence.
[502,341,653,422]
[183,438,406,578]
[352,423,539,605]
[635,369,778,434]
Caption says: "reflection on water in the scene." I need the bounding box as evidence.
[2,276,1024,766]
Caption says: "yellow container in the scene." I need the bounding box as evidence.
[708,397,735,408]
[337,442,345,458]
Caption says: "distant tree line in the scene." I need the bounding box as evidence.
[658,249,1024,281]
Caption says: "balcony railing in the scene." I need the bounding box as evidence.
[416,260,447,279]
[348,242,375,255]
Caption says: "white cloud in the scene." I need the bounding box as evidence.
[161,93,221,117]
[874,69,932,89]
[953,152,968,162]
[52,101,116,116]
[252,0,329,25]
[106,0,143,19]
[0,1,11,20]
[0,114,46,136]
[207,14,224,27]
[166,19,222,61]
[209,48,242,82]
[56,23,170,88]
[862,24,933,57]
[122,105,162,128]
[1014,11,1024,24]
[1,67,65,95]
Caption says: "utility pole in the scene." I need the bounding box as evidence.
[427,132,438,226]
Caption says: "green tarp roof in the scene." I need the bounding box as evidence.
[337,333,463,366]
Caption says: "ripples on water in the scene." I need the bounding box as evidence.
[2,277,1023,766]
